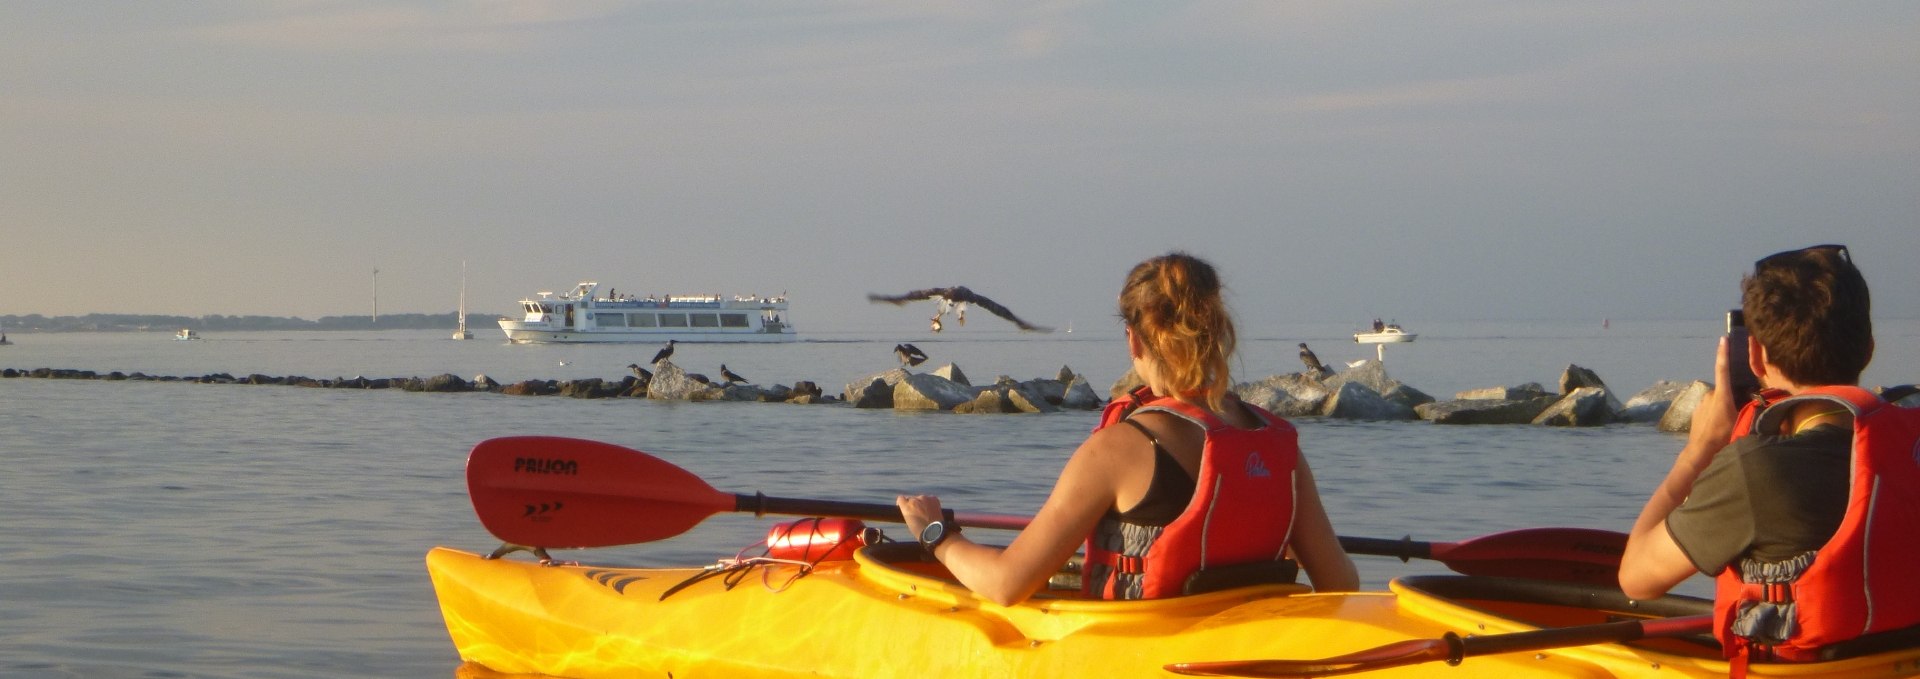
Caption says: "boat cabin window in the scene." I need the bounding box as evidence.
[628,313,657,328]
[658,313,689,328]
[690,313,719,328]
[593,313,626,327]
[720,313,749,328]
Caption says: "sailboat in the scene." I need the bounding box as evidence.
[452,261,474,340]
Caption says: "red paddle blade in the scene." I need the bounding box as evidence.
[467,436,733,548]
[1430,527,1626,586]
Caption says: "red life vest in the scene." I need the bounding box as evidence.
[1082,389,1300,599]
[1712,386,1920,664]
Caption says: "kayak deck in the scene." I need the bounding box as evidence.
[427,544,1920,678]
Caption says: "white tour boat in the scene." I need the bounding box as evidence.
[175,328,202,341]
[498,281,795,344]
[1353,325,1416,344]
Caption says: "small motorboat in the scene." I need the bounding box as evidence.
[175,328,201,341]
[1353,325,1416,344]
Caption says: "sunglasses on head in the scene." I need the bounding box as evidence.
[1756,244,1849,270]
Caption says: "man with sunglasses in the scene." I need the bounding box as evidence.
[1620,245,1920,670]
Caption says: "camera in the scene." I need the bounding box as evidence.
[1726,309,1759,405]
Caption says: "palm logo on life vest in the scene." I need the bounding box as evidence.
[1245,451,1272,478]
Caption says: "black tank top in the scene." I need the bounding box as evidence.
[1112,419,1197,526]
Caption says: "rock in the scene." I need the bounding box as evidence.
[1060,376,1103,410]
[1556,365,1622,413]
[648,362,725,401]
[843,369,909,403]
[1321,381,1416,420]
[893,372,976,411]
[851,378,894,409]
[1234,374,1330,418]
[1110,368,1146,401]
[957,390,1011,414]
[246,373,281,385]
[758,384,794,402]
[1531,387,1617,427]
[791,381,824,399]
[421,373,472,393]
[500,379,552,396]
[1415,396,1559,424]
[1007,383,1060,413]
[931,363,970,387]
[1658,381,1713,432]
[1559,365,1608,394]
[559,378,609,398]
[722,384,771,401]
[1619,380,1689,423]
[472,374,500,391]
[787,393,824,405]
[1057,365,1076,383]
[1455,383,1550,400]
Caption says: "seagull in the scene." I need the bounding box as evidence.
[650,339,677,365]
[627,363,653,381]
[719,364,749,384]
[894,343,929,368]
[1298,343,1331,376]
[867,286,1051,333]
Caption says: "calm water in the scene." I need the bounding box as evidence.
[2,321,1915,678]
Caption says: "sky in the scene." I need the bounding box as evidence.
[4,2,1916,335]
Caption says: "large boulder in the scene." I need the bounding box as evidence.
[931,363,971,387]
[648,361,726,401]
[894,372,977,411]
[1060,375,1103,410]
[1321,381,1416,420]
[955,390,1011,414]
[849,378,894,409]
[1235,373,1331,418]
[1455,383,1551,400]
[500,379,554,396]
[1657,381,1714,432]
[1557,365,1622,413]
[1531,387,1617,427]
[1415,396,1559,425]
[1619,380,1690,423]
[843,368,909,403]
[1110,368,1146,401]
[1326,360,1433,411]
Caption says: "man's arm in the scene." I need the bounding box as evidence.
[1620,336,1741,600]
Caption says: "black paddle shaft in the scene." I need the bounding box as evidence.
[734,492,956,526]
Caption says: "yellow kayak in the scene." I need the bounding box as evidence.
[426,543,1920,678]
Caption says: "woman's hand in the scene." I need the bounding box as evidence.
[896,494,944,540]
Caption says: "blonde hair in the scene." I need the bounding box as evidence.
[1119,252,1236,411]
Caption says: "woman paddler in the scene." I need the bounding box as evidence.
[897,252,1358,605]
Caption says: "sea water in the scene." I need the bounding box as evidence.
[1,320,1915,678]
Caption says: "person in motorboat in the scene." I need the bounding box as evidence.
[897,252,1358,606]
[1621,244,1920,667]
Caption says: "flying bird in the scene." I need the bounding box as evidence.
[719,364,749,385]
[894,343,929,368]
[1298,343,1331,376]
[867,286,1051,333]
[650,339,677,365]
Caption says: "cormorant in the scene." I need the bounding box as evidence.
[1298,342,1331,376]
[627,363,653,381]
[867,286,1051,333]
[894,343,929,368]
[650,339,677,365]
[720,364,749,384]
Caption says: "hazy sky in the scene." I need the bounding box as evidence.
[4,2,1915,334]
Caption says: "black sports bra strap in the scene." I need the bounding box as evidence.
[1119,418,1165,453]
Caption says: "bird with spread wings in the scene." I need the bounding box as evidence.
[867,286,1051,333]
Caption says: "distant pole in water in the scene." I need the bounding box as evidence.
[1603,318,1610,330]
[372,267,380,324]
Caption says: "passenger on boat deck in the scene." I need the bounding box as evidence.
[897,252,1358,606]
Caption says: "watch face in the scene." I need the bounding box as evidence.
[919,522,945,548]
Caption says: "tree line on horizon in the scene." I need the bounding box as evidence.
[0,312,495,332]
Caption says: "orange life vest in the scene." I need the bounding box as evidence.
[1082,389,1300,599]
[1713,386,1920,665]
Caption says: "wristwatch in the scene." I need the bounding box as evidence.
[918,521,956,553]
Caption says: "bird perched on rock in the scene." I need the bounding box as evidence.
[626,363,653,381]
[894,343,929,368]
[650,339,677,365]
[719,364,749,385]
[867,286,1051,333]
[1298,342,1331,376]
